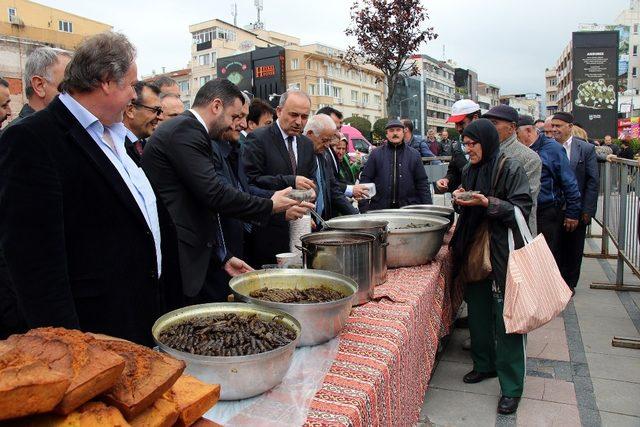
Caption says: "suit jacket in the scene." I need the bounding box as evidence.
[316,153,358,220]
[0,97,181,345]
[142,111,273,297]
[569,137,599,218]
[242,122,317,266]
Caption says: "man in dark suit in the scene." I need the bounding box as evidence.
[123,81,163,165]
[304,114,358,220]
[242,90,318,267]
[143,79,298,303]
[551,112,599,293]
[0,33,181,345]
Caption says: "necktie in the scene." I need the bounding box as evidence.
[286,136,297,175]
[134,140,144,156]
[315,157,325,216]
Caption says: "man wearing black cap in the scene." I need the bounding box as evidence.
[516,115,581,263]
[358,119,431,211]
[483,105,541,234]
[551,112,598,293]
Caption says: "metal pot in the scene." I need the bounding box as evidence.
[152,303,300,400]
[230,269,357,346]
[324,218,388,285]
[359,213,449,267]
[299,231,375,306]
[399,205,455,229]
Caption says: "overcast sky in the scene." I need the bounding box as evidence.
[37,0,629,95]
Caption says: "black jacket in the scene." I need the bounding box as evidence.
[0,97,182,345]
[359,141,431,211]
[325,148,348,193]
[568,137,599,218]
[242,122,317,266]
[442,141,469,192]
[142,111,273,297]
[315,152,358,219]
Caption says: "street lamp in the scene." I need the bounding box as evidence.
[398,94,418,120]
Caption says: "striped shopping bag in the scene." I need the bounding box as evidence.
[503,207,572,334]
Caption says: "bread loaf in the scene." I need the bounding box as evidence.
[129,396,180,427]
[190,418,223,427]
[0,341,70,420]
[9,328,125,414]
[164,375,221,427]
[95,337,185,419]
[15,401,131,426]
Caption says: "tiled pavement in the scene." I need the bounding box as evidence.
[419,235,640,427]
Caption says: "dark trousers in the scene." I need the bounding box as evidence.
[465,280,526,398]
[537,204,563,264]
[0,250,28,339]
[558,222,588,289]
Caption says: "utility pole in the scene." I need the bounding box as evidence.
[231,3,238,26]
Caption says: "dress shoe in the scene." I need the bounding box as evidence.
[497,396,520,414]
[463,370,497,384]
[462,337,471,351]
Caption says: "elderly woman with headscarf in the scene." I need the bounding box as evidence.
[449,119,533,415]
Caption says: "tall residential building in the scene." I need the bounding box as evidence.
[0,0,111,123]
[285,43,385,122]
[454,68,478,102]
[388,54,456,133]
[477,81,500,114]
[554,42,573,113]
[188,18,299,101]
[500,93,542,120]
[142,68,192,108]
[545,68,558,117]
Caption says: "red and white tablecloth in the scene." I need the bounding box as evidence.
[304,237,463,427]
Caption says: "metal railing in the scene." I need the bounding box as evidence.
[589,158,640,291]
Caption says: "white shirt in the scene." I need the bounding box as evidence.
[59,93,162,275]
[276,119,298,163]
[563,136,573,161]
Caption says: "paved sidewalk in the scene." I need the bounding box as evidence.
[419,236,640,427]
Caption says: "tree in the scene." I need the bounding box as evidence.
[343,0,437,114]
[372,118,388,141]
[344,116,372,138]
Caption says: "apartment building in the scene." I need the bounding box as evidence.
[545,68,558,117]
[500,93,542,120]
[477,81,500,114]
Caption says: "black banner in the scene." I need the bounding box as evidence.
[572,31,619,139]
[217,52,253,93]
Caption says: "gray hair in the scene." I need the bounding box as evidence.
[279,89,311,108]
[192,78,244,108]
[241,91,251,105]
[24,47,71,98]
[59,32,136,94]
[304,113,336,135]
[154,76,177,90]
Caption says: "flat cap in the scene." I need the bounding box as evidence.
[517,115,535,127]
[385,119,404,130]
[482,104,519,123]
[552,112,574,124]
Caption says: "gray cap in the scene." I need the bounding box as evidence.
[385,119,404,130]
[482,104,519,124]
[517,115,535,127]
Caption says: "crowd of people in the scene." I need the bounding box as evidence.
[0,30,630,416]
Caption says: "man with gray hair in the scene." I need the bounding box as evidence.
[143,79,299,304]
[11,46,71,126]
[305,114,358,219]
[242,89,318,267]
[0,32,182,345]
[154,76,180,96]
[160,92,184,120]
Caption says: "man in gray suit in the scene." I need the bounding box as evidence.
[483,105,541,234]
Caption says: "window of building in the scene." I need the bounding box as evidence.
[199,76,211,86]
[362,93,369,104]
[289,83,301,90]
[8,7,16,20]
[634,24,639,34]
[318,78,333,96]
[332,86,342,100]
[308,84,316,95]
[179,81,189,92]
[374,94,381,105]
[193,27,237,44]
[291,58,299,70]
[351,90,358,102]
[306,60,312,70]
[58,20,73,33]
[633,67,638,78]
[634,45,638,56]
[183,100,191,110]
[198,54,210,66]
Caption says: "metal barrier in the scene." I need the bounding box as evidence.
[589,158,640,291]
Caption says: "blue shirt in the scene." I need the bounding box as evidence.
[59,93,162,274]
[530,133,581,220]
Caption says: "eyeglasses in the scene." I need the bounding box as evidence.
[461,141,479,148]
[132,101,163,116]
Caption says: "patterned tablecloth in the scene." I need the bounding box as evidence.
[304,236,463,427]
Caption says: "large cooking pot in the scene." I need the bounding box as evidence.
[355,213,449,267]
[230,269,357,346]
[152,303,300,400]
[299,231,375,306]
[398,205,455,229]
[324,217,388,285]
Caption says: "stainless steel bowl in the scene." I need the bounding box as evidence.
[400,205,455,229]
[230,269,357,346]
[360,213,449,267]
[152,303,300,400]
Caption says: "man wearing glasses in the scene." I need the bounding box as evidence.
[123,81,163,164]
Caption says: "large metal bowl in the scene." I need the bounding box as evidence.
[360,213,449,267]
[152,303,300,401]
[400,205,455,229]
[230,269,357,346]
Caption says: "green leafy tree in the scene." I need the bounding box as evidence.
[373,118,388,141]
[344,116,372,138]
